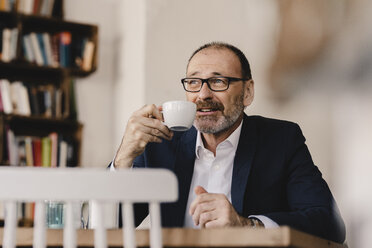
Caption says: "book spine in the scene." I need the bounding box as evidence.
[29,32,44,66]
[9,28,18,61]
[25,136,34,166]
[0,79,13,114]
[41,136,51,167]
[6,128,17,165]
[37,33,47,65]
[2,28,11,62]
[58,140,67,168]
[42,32,55,67]
[32,138,42,166]
[23,34,35,63]
[49,132,58,167]
[82,40,95,71]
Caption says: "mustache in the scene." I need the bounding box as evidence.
[196,100,224,111]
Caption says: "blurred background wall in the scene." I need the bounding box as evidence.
[65,0,372,247]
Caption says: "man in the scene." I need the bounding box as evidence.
[113,42,346,243]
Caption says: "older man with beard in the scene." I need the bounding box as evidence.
[112,42,346,243]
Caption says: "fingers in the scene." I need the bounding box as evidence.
[189,191,219,216]
[189,187,239,228]
[114,104,173,168]
[192,201,216,226]
[194,185,208,195]
[136,104,163,121]
[139,116,173,140]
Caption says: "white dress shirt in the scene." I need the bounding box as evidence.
[184,120,278,228]
[111,120,278,228]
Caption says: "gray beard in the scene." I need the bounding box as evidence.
[194,93,245,134]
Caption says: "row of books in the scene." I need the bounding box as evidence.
[6,130,77,167]
[0,0,59,18]
[23,31,95,70]
[0,79,68,118]
[0,27,18,62]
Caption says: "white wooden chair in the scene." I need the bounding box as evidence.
[0,167,178,248]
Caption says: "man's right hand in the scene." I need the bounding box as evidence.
[113,104,173,168]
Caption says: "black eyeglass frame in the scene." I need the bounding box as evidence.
[180,76,250,92]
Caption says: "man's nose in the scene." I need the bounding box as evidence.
[197,82,213,100]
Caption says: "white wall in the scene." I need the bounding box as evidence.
[65,0,121,167]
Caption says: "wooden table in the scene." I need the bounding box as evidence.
[0,227,346,248]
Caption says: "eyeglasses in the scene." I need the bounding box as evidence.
[181,76,249,92]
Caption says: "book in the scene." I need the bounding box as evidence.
[58,139,67,168]
[49,132,58,167]
[43,87,52,117]
[29,32,44,66]
[51,33,60,67]
[54,88,62,118]
[25,136,34,166]
[9,28,18,61]
[27,85,40,115]
[33,0,41,15]
[37,33,47,65]
[6,128,17,165]
[16,137,27,166]
[9,81,19,114]
[2,28,11,62]
[23,34,35,63]
[0,79,13,114]
[46,0,54,17]
[39,0,48,16]
[59,31,72,67]
[0,87,3,112]
[18,82,31,116]
[41,136,51,167]
[42,33,55,67]
[23,0,33,15]
[32,138,42,166]
[82,40,95,71]
[36,86,46,115]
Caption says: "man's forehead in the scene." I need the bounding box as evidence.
[187,48,241,76]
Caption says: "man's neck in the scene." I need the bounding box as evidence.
[201,114,244,155]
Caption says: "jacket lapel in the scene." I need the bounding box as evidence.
[231,115,258,215]
[165,127,197,226]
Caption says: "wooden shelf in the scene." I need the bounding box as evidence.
[0,61,96,83]
[1,114,82,137]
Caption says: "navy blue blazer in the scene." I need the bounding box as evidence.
[132,115,346,243]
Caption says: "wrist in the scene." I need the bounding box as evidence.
[113,155,133,169]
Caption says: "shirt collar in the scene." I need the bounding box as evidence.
[195,119,243,159]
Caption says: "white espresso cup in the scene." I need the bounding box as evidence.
[162,101,196,131]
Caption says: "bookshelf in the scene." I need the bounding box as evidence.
[0,0,98,226]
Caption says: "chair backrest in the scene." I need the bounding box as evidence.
[0,167,178,248]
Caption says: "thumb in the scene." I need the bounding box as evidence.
[194,185,208,195]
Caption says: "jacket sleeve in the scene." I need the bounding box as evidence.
[264,124,346,243]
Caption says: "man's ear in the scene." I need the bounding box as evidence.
[243,79,254,107]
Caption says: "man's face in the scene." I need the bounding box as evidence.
[186,48,254,134]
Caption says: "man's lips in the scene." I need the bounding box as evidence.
[196,100,224,115]
[197,108,220,115]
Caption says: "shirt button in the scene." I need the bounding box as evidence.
[214,164,220,170]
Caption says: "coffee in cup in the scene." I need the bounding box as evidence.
[162,101,196,131]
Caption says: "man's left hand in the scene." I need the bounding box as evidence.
[189,186,251,228]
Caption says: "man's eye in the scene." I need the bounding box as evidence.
[211,78,226,84]
[188,80,200,85]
